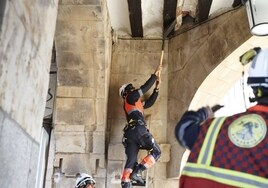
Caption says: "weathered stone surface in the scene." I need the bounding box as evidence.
[108,143,125,161]
[59,0,100,5]
[89,153,105,171]
[55,98,95,125]
[95,99,104,125]
[57,86,83,97]
[56,32,105,52]
[53,175,77,188]
[56,20,104,39]
[93,131,105,153]
[57,5,102,21]
[106,161,124,187]
[149,119,166,143]
[56,51,105,70]
[55,131,89,153]
[54,153,92,175]
[0,0,58,186]
[0,115,39,188]
[108,119,125,144]
[57,68,92,87]
[159,144,171,163]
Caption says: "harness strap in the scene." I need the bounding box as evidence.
[123,119,146,132]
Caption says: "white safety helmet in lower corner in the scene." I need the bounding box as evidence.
[247,48,268,88]
[75,173,96,188]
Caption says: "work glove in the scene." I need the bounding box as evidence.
[155,73,161,91]
[154,64,162,78]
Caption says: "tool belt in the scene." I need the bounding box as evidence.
[123,119,146,132]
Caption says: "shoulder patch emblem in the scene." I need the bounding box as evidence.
[228,114,267,148]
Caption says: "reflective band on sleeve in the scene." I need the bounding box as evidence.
[182,163,268,188]
[178,120,196,148]
[198,117,226,165]
[138,89,143,96]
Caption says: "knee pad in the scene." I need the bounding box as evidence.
[140,133,154,149]
[140,134,161,161]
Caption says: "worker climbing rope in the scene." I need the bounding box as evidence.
[119,63,162,188]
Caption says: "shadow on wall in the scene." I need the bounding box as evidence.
[0,0,6,32]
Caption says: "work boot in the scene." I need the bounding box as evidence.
[130,164,146,184]
[121,181,132,188]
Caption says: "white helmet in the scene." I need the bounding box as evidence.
[247,48,268,87]
[119,83,133,98]
[75,173,96,188]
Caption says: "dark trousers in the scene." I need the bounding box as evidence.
[122,123,161,169]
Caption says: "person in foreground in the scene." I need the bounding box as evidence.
[75,173,96,188]
[175,47,268,188]
[119,63,162,188]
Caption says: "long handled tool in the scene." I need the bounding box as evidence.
[159,19,177,65]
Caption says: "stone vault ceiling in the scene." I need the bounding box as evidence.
[107,0,242,39]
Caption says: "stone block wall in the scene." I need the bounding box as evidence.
[0,109,39,187]
[0,0,58,187]
[0,0,58,142]
[53,0,112,187]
